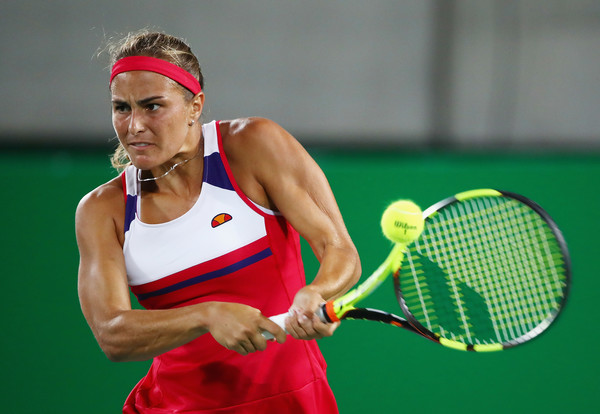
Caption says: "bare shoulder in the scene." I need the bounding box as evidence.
[217,117,310,210]
[221,116,282,137]
[77,176,123,215]
[75,176,125,239]
[219,117,303,164]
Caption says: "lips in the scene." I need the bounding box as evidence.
[128,141,155,149]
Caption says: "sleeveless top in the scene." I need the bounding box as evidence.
[120,120,338,413]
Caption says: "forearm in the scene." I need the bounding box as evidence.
[94,303,211,362]
[284,242,360,340]
[309,242,361,301]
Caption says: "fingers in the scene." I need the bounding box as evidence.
[223,310,335,353]
[224,316,287,356]
[223,331,268,355]
[227,336,264,355]
[209,303,287,355]
[260,317,288,344]
[285,309,338,340]
[286,285,337,340]
[285,310,316,338]
[210,299,337,355]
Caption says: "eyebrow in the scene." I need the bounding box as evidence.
[111,96,166,105]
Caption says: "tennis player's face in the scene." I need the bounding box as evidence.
[111,71,197,170]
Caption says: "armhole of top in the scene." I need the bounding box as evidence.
[215,120,281,219]
[122,166,139,234]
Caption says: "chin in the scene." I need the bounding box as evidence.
[129,156,158,171]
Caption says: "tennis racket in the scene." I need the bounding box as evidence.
[264,189,571,352]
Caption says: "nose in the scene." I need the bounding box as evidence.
[128,109,145,136]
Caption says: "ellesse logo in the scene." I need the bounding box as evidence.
[211,213,233,228]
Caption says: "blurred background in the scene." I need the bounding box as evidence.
[1,1,598,413]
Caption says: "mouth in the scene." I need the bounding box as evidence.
[129,142,154,149]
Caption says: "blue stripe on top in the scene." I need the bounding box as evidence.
[136,247,273,301]
[124,152,230,233]
[204,152,234,190]
[124,194,137,233]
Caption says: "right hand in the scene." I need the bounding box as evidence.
[285,285,339,340]
[206,302,287,355]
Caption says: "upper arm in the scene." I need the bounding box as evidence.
[75,182,132,335]
[224,118,356,261]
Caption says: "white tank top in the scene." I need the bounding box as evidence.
[122,120,274,287]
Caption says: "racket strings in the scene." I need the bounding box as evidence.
[458,198,563,341]
[400,196,567,346]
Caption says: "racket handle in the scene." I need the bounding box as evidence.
[262,313,288,340]
[261,307,330,340]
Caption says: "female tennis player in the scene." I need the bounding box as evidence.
[75,30,360,413]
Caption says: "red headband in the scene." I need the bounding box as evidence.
[110,56,202,95]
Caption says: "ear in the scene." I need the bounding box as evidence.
[189,92,205,122]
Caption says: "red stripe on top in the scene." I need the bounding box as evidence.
[215,121,279,219]
[121,171,127,203]
[130,236,271,295]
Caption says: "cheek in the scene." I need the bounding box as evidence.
[112,114,127,135]
[156,112,187,137]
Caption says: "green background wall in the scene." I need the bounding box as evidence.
[3,149,598,413]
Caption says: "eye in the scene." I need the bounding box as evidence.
[113,103,130,113]
[146,103,161,111]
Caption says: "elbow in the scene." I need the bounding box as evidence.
[102,345,129,363]
[96,335,130,362]
[100,339,149,362]
[93,317,136,362]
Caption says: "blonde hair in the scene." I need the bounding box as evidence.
[103,30,204,171]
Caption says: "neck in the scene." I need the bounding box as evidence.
[138,137,204,190]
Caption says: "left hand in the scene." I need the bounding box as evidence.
[285,285,339,340]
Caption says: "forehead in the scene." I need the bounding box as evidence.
[110,71,181,98]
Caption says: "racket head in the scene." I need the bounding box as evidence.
[395,189,571,351]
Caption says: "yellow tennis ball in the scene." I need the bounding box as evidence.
[380,200,424,244]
